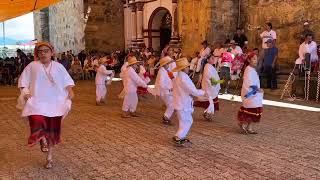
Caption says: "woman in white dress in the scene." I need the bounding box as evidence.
[18,42,75,169]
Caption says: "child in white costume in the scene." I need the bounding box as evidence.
[172,58,205,145]
[118,59,129,99]
[154,56,175,124]
[237,52,264,134]
[95,59,114,105]
[194,57,222,121]
[122,57,148,118]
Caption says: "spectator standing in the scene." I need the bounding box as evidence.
[260,22,277,50]
[59,53,71,71]
[262,39,278,90]
[258,22,277,76]
[78,50,87,69]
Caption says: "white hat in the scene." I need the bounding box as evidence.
[304,22,309,26]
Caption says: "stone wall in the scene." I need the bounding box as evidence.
[84,0,124,52]
[178,0,238,56]
[241,0,320,68]
[34,0,85,54]
[33,8,50,42]
[48,0,85,53]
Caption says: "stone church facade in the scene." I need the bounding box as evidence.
[34,0,320,67]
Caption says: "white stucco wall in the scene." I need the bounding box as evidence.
[143,0,173,49]
[143,0,173,29]
[123,0,173,50]
[123,5,132,49]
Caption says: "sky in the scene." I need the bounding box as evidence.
[0,13,34,40]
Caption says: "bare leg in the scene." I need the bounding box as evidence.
[238,122,248,134]
[45,145,53,169]
[247,123,258,134]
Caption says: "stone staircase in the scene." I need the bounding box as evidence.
[262,74,290,97]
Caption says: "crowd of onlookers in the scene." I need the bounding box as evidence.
[1,21,319,92]
[54,50,124,81]
[0,49,126,85]
[129,21,320,93]
[0,50,34,85]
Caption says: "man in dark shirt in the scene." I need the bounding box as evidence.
[78,50,87,68]
[262,39,278,89]
[59,53,71,71]
[233,28,248,49]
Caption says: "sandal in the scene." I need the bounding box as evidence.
[238,124,248,135]
[45,159,53,169]
[40,138,49,153]
[248,130,258,134]
[162,116,173,125]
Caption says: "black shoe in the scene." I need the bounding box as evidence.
[172,136,181,143]
[172,136,191,147]
[162,116,172,125]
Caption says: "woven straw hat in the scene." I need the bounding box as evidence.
[172,57,190,72]
[128,56,140,66]
[159,57,173,67]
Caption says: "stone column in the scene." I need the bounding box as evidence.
[170,0,181,49]
[130,4,137,47]
[122,0,130,49]
[171,0,178,37]
[136,2,144,48]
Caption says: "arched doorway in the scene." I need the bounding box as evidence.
[148,7,172,52]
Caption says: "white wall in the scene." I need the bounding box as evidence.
[143,0,172,48]
[123,0,173,50]
[123,5,132,49]
[143,0,173,28]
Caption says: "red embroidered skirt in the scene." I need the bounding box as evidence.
[193,97,220,111]
[28,115,62,146]
[237,106,263,123]
[137,87,148,95]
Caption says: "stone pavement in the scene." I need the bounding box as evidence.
[0,81,320,180]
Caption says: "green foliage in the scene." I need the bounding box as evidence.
[0,47,8,58]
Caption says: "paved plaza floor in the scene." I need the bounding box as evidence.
[0,81,320,179]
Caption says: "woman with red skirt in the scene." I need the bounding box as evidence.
[237,52,264,134]
[18,42,75,169]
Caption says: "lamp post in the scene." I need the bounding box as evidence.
[2,22,5,48]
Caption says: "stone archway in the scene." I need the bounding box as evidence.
[148,7,172,52]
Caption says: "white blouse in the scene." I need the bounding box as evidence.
[201,64,221,99]
[241,66,263,108]
[18,61,75,117]
[155,67,173,96]
[95,65,113,85]
[123,67,147,93]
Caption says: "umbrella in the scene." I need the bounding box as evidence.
[0,0,62,22]
[20,39,37,46]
